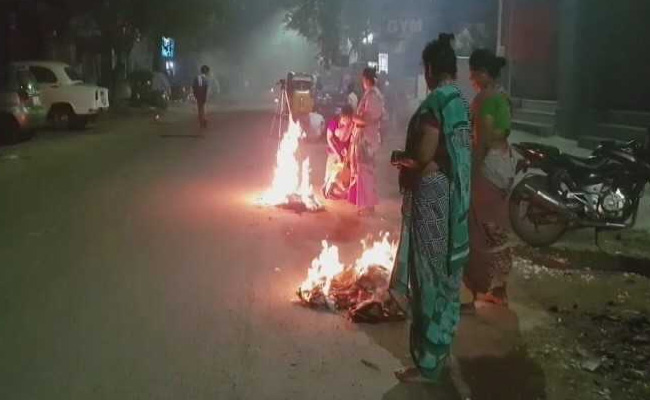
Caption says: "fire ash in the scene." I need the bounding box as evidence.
[297,233,405,323]
[256,118,323,211]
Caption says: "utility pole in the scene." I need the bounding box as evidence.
[496,0,504,56]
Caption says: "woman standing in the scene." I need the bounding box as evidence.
[464,49,514,308]
[349,68,385,216]
[389,34,472,382]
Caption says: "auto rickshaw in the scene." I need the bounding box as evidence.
[286,72,314,117]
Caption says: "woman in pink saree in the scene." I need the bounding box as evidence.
[349,68,385,216]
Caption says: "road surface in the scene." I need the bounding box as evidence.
[0,107,547,399]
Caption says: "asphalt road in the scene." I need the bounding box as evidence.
[0,107,544,399]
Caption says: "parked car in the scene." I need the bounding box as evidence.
[128,70,169,109]
[12,61,109,130]
[0,65,46,143]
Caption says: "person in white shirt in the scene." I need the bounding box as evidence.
[299,111,325,140]
[347,83,359,111]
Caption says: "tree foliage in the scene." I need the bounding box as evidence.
[63,0,224,51]
[284,0,342,67]
[284,0,372,67]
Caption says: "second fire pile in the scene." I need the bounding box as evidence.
[297,233,405,323]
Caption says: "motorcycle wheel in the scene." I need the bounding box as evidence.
[509,175,569,247]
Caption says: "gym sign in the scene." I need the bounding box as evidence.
[384,17,424,38]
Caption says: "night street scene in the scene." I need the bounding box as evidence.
[2,0,650,399]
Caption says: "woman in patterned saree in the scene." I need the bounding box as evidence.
[389,34,472,382]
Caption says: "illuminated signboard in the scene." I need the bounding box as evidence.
[378,53,388,73]
[161,37,175,59]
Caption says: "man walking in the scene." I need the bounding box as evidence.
[193,65,210,129]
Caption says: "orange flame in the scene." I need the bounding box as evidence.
[257,118,322,210]
[299,240,346,298]
[354,232,398,275]
[298,233,398,306]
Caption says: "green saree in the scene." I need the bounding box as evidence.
[389,83,472,380]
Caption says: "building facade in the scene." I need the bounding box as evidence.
[504,0,650,142]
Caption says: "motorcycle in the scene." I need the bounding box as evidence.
[508,130,650,247]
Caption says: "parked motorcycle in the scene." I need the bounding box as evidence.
[509,130,650,247]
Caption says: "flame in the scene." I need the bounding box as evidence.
[257,118,322,210]
[354,232,398,275]
[299,240,345,297]
[298,233,398,307]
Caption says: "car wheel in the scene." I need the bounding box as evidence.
[0,114,20,144]
[50,104,73,130]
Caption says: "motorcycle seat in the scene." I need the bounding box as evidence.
[566,155,607,170]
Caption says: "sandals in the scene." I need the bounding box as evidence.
[482,287,509,307]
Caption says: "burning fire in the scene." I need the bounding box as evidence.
[354,234,398,275]
[257,118,322,210]
[299,241,346,302]
[297,233,403,322]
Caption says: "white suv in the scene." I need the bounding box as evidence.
[12,61,109,130]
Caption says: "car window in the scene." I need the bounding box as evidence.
[0,67,38,94]
[29,66,58,84]
[64,67,82,82]
[16,70,37,90]
[16,69,36,86]
[293,80,312,91]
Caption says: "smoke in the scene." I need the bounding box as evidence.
[194,11,319,98]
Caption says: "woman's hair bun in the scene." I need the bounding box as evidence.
[362,67,378,82]
[438,33,455,46]
[469,49,507,78]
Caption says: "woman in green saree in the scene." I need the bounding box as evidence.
[464,49,514,308]
[389,34,472,382]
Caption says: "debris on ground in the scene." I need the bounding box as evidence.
[360,359,381,371]
[296,234,405,323]
[515,246,650,400]
[0,153,23,161]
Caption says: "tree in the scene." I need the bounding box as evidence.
[283,0,371,67]
[63,0,226,86]
[284,0,342,68]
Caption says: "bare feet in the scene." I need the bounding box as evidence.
[482,287,509,307]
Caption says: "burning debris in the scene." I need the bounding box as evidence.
[297,233,405,323]
[256,118,323,211]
